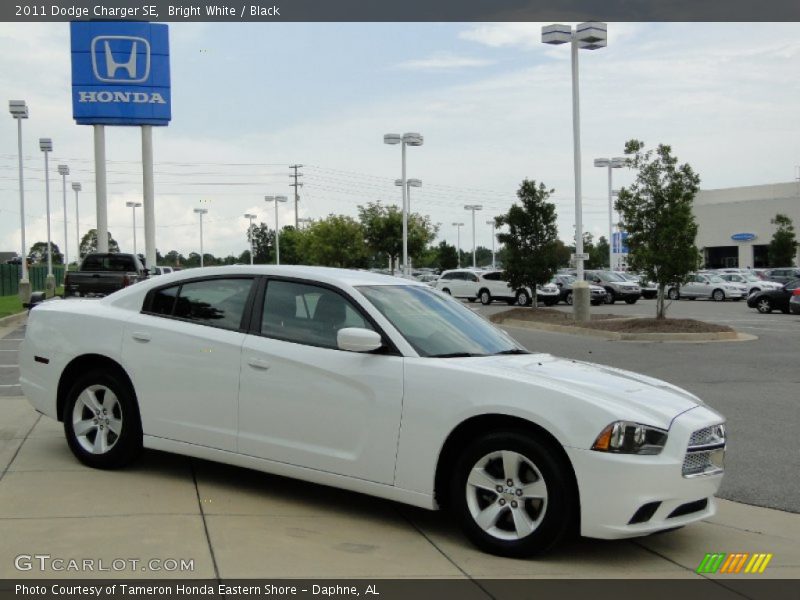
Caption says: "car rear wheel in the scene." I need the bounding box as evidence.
[565,292,573,305]
[479,290,492,305]
[624,298,637,304]
[449,431,574,557]
[604,291,616,304]
[63,369,142,469]
[667,288,680,300]
[712,289,726,302]
[516,290,530,306]
[756,298,772,314]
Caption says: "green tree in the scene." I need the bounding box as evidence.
[162,250,185,267]
[436,241,459,271]
[495,179,561,306]
[615,140,700,319]
[28,241,63,265]
[247,223,274,264]
[79,229,120,257]
[587,235,610,269]
[358,202,437,274]
[276,226,306,265]
[300,215,369,268]
[185,252,201,268]
[553,239,572,267]
[768,214,797,267]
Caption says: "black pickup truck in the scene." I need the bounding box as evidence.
[63,253,147,297]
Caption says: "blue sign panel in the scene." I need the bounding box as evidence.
[731,232,757,242]
[71,21,171,126]
[612,231,629,254]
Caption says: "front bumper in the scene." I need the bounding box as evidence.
[566,405,725,539]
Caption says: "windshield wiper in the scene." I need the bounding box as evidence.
[493,349,530,355]
[428,352,488,358]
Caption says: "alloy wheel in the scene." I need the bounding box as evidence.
[71,385,123,455]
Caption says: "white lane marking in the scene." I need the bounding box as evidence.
[0,339,24,342]
[0,350,19,352]
[0,384,21,388]
[0,365,19,368]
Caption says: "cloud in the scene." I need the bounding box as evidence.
[396,52,494,71]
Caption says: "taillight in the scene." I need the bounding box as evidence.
[122,275,130,287]
[792,288,800,296]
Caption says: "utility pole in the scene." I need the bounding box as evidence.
[289,164,303,229]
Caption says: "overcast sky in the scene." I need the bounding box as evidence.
[1,22,799,260]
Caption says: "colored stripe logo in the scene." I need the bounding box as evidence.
[696,553,773,574]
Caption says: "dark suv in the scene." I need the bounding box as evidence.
[584,270,642,304]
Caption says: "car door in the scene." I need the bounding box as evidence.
[121,276,256,451]
[237,278,404,484]
[683,275,704,298]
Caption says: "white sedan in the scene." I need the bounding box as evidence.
[20,266,726,557]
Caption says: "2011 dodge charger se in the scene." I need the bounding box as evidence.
[19,266,726,557]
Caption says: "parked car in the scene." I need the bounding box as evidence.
[667,273,747,302]
[619,272,657,299]
[434,269,558,306]
[790,289,800,315]
[717,272,783,296]
[584,270,641,304]
[150,266,175,276]
[764,267,800,284]
[551,274,606,306]
[63,253,147,297]
[746,279,800,314]
[19,265,726,557]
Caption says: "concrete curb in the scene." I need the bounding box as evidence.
[0,311,26,329]
[495,317,756,343]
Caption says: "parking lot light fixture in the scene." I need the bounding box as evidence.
[395,178,421,213]
[244,213,257,265]
[57,165,71,267]
[542,21,608,322]
[594,157,626,270]
[125,201,142,256]
[39,138,56,295]
[385,132,423,276]
[486,220,496,269]
[193,207,208,267]
[452,222,464,268]
[464,205,483,268]
[9,100,30,300]
[72,182,82,260]
[265,195,288,265]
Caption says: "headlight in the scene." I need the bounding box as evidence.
[591,421,668,455]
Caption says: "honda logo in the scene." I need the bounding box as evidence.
[91,36,151,83]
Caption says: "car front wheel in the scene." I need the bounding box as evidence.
[63,369,143,469]
[449,431,575,557]
[667,288,680,300]
[516,290,530,306]
[712,289,726,302]
[756,298,772,314]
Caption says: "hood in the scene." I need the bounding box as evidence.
[452,354,701,428]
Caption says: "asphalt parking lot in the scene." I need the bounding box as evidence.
[1,306,799,583]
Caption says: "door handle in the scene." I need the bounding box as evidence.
[131,331,151,342]
[247,358,271,371]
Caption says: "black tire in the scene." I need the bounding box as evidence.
[479,289,492,306]
[604,290,616,304]
[506,299,516,306]
[442,288,452,295]
[565,292,573,306]
[449,431,576,558]
[667,288,680,300]
[712,289,725,302]
[756,298,772,314]
[63,368,143,469]
[516,290,531,306]
[781,307,790,314]
[624,298,637,305]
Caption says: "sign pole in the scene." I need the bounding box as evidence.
[94,125,108,253]
[142,125,156,269]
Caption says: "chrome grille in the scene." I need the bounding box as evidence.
[683,425,726,478]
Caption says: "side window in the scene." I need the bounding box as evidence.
[441,272,454,281]
[468,273,479,282]
[171,278,253,330]
[483,272,501,281]
[149,285,179,316]
[261,280,373,349]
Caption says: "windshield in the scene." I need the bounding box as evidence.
[597,272,627,282]
[557,275,576,284]
[358,285,523,357]
[743,274,760,282]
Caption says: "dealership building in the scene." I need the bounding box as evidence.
[693,181,800,269]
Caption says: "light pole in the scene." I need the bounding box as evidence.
[9,100,30,301]
[244,213,256,264]
[57,164,70,269]
[486,220,497,269]
[265,195,288,265]
[72,183,82,260]
[542,21,608,322]
[193,208,208,267]
[452,222,464,268]
[298,217,312,230]
[384,132,423,275]
[594,157,626,270]
[126,201,142,255]
[394,178,422,213]
[464,204,483,268]
[39,138,55,296]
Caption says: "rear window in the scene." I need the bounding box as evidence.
[81,254,139,272]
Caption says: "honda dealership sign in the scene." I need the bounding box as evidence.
[70,21,171,126]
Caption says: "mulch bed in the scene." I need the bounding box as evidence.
[490,307,734,334]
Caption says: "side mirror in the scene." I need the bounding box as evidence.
[337,327,383,353]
